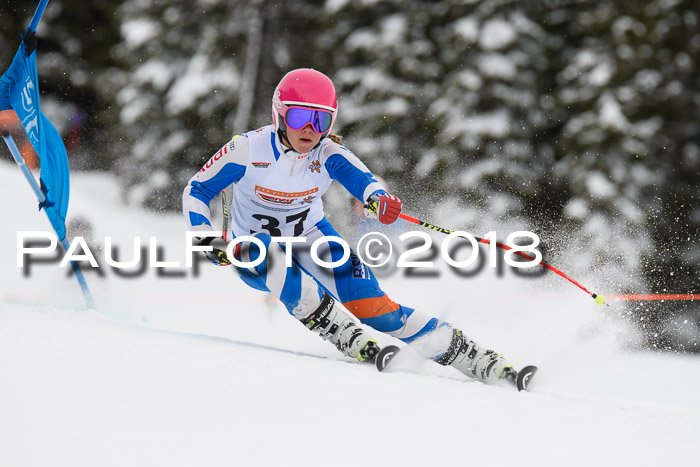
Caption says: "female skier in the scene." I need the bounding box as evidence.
[183,68,515,385]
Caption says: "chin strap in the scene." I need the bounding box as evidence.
[277,128,292,149]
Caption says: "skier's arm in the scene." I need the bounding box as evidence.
[322,144,387,203]
[322,144,402,224]
[183,136,249,229]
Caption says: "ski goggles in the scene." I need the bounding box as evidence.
[284,106,333,134]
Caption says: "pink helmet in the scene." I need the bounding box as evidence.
[272,68,338,138]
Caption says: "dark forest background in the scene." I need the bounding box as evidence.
[1,0,698,351]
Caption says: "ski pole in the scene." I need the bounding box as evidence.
[398,213,607,305]
[2,130,46,203]
[221,187,231,241]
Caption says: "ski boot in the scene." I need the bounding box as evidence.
[435,329,513,384]
[299,292,380,363]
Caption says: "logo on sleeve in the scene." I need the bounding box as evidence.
[252,162,271,168]
[199,144,229,173]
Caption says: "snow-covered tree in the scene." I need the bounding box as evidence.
[4,0,696,350]
[539,0,699,350]
[0,0,123,169]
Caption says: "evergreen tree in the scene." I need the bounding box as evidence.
[113,0,335,210]
[536,0,700,350]
[4,0,696,350]
[0,0,124,170]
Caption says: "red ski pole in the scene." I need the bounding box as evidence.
[398,213,607,305]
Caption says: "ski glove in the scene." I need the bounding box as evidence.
[364,193,403,225]
[195,236,232,266]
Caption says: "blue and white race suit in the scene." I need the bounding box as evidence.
[183,126,451,352]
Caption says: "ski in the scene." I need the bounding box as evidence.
[515,365,538,391]
[502,365,538,391]
[375,345,400,372]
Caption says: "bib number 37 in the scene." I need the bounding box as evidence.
[251,208,310,236]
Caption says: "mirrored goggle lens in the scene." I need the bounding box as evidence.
[285,107,333,134]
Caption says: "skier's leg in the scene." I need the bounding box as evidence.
[296,220,512,384]
[233,232,380,361]
[293,221,439,344]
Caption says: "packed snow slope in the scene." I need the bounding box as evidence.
[1,160,698,467]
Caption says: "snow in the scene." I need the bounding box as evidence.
[121,18,162,48]
[457,69,483,90]
[459,158,501,187]
[564,197,590,220]
[447,109,511,145]
[478,53,518,80]
[325,0,351,15]
[452,17,479,42]
[479,19,517,51]
[166,55,240,115]
[134,60,174,92]
[598,92,630,131]
[1,160,699,467]
[414,151,437,176]
[612,16,647,40]
[634,69,663,90]
[559,50,614,88]
[345,14,406,52]
[116,86,147,125]
[585,171,618,199]
[588,61,614,87]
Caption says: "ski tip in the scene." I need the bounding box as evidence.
[376,345,401,372]
[516,365,538,392]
